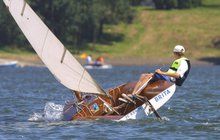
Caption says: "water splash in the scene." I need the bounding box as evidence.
[28,112,44,122]
[161,116,170,121]
[28,102,64,122]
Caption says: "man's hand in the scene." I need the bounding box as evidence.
[155,69,163,75]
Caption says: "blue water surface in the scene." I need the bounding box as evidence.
[0,65,219,140]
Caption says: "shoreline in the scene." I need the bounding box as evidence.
[0,55,216,67]
[105,57,214,67]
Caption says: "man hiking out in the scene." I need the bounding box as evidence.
[132,45,191,95]
[155,45,191,86]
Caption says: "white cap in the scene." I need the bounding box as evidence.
[173,45,185,53]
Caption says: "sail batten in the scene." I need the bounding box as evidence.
[4,0,105,95]
[20,0,26,16]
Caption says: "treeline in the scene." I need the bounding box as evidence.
[0,0,134,48]
[0,0,203,50]
[153,0,202,9]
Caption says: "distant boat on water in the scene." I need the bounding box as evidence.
[84,64,113,69]
[0,60,18,67]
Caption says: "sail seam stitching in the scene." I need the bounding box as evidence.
[78,69,85,92]
[62,62,97,92]
[63,62,95,85]
[41,29,49,58]
[64,62,104,94]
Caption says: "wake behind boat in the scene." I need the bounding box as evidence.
[4,0,176,121]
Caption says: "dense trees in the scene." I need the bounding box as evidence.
[129,0,144,6]
[0,0,203,50]
[0,0,133,49]
[153,0,202,9]
[0,2,27,46]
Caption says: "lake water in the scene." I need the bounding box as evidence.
[0,65,219,139]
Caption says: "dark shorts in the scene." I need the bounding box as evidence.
[154,73,170,82]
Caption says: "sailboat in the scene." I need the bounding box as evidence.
[3,0,176,121]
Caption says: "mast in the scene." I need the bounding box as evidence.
[3,0,107,95]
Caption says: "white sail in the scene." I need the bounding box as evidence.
[3,0,105,95]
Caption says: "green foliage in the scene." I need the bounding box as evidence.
[192,0,202,7]
[90,0,220,59]
[0,0,133,49]
[164,0,177,9]
[129,0,144,6]
[177,0,192,9]
[153,0,203,9]
[0,1,27,47]
[153,0,165,9]
[1,0,220,61]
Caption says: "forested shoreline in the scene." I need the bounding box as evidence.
[0,0,202,51]
[0,0,134,49]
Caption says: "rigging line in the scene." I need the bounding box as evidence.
[76,104,88,117]
[61,61,107,95]
[81,104,93,116]
[80,108,87,117]
[62,62,82,75]
[62,62,94,84]
[86,74,109,96]
[76,109,84,117]
[63,62,110,98]
[40,29,49,58]
[62,61,104,90]
[98,97,120,115]
[71,90,93,116]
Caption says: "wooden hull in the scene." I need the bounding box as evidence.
[63,75,176,121]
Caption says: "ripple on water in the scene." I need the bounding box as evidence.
[28,102,64,122]
[0,66,220,139]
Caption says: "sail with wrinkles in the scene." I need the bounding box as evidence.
[3,0,105,95]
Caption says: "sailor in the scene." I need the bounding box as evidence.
[86,55,93,65]
[63,91,82,121]
[131,45,191,96]
[74,91,94,104]
[74,91,83,102]
[63,91,93,121]
[94,56,105,66]
[155,45,191,86]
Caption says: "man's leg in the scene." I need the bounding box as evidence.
[131,73,153,95]
[75,91,83,102]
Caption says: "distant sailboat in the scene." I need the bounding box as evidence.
[4,0,176,121]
